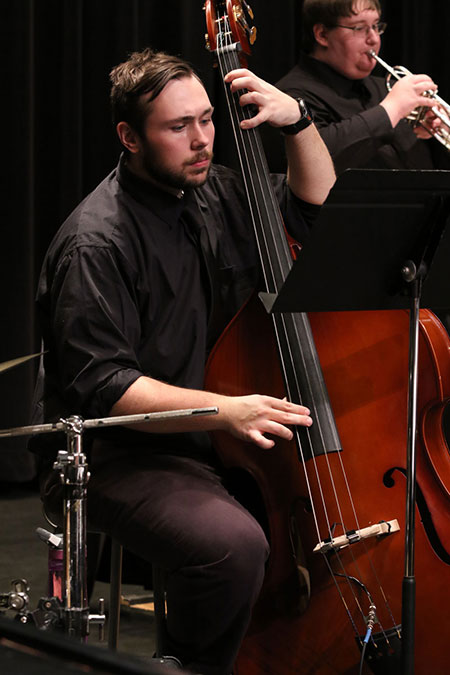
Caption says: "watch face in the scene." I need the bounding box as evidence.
[298,98,312,121]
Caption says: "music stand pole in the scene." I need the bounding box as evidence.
[401,269,423,675]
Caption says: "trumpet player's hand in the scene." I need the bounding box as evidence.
[380,73,437,128]
[412,109,441,140]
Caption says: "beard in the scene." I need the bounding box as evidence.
[140,139,213,191]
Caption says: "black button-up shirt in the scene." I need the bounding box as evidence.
[32,155,318,457]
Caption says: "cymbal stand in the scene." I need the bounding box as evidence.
[0,406,218,640]
[53,415,101,640]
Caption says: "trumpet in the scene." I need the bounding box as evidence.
[369,49,450,151]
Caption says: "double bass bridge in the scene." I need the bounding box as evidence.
[314,519,400,554]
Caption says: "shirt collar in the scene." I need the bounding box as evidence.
[116,153,189,225]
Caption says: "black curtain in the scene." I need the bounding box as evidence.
[2,0,449,480]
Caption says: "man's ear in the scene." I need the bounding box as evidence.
[313,23,330,48]
[116,121,141,154]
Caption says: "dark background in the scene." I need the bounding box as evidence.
[2,0,449,479]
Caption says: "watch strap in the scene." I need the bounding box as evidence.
[280,98,313,135]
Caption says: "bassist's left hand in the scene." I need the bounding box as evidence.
[224,68,302,130]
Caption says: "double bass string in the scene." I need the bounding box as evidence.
[213,6,397,648]
[216,28,285,295]
[214,17,342,565]
[214,8,366,624]
[214,20,332,546]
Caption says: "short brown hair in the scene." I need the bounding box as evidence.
[301,0,382,53]
[109,47,200,134]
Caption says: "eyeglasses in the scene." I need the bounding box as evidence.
[334,21,387,37]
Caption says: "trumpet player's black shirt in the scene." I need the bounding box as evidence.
[276,53,449,175]
[31,154,318,458]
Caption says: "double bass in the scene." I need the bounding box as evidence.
[203,2,450,673]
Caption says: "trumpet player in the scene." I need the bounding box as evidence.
[276,0,450,175]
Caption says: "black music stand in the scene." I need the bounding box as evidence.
[261,169,450,675]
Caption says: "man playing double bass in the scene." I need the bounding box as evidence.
[30,47,335,674]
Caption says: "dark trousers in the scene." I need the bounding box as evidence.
[42,442,269,675]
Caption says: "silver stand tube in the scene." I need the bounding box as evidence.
[53,416,90,639]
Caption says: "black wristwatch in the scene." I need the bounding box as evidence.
[280,98,313,135]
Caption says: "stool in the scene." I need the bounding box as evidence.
[108,542,167,656]
[107,538,122,650]
[108,552,183,670]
